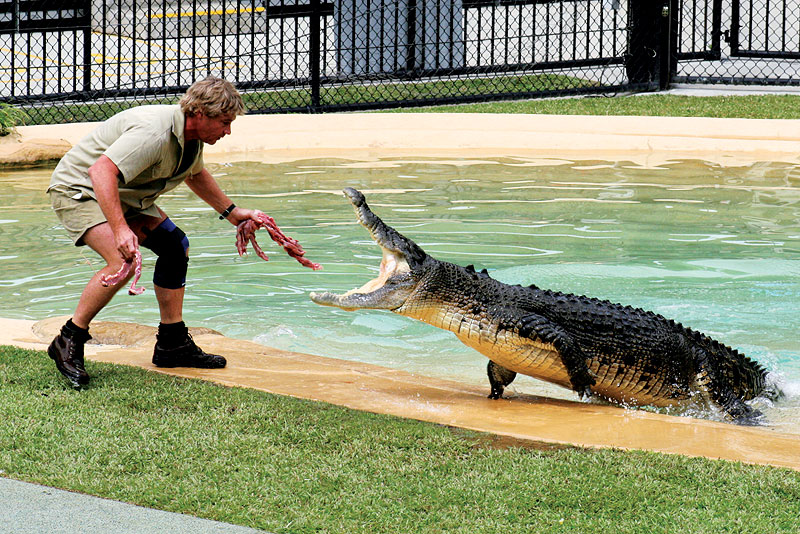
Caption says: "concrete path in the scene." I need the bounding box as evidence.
[0,477,269,534]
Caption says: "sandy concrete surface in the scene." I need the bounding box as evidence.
[3,113,800,167]
[3,316,799,471]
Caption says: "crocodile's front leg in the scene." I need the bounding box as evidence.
[517,313,596,398]
[487,360,517,399]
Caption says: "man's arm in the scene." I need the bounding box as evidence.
[184,168,261,225]
[88,155,138,260]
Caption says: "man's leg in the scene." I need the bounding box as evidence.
[137,215,226,369]
[49,221,137,387]
[50,210,225,387]
[71,222,139,328]
[154,286,185,324]
[73,213,190,327]
[128,211,187,325]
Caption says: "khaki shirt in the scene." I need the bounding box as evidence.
[48,105,204,211]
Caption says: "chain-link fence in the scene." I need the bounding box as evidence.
[675,0,800,84]
[0,0,637,124]
[1,0,799,125]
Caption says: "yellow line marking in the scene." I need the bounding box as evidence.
[150,6,266,19]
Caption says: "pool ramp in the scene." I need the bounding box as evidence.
[3,316,799,472]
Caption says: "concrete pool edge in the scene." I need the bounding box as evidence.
[2,317,800,472]
[3,113,800,167]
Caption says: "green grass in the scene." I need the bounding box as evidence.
[1,345,798,533]
[389,93,800,119]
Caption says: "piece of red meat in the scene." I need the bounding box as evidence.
[236,212,322,270]
[100,250,145,295]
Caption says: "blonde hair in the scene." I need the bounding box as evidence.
[179,76,245,118]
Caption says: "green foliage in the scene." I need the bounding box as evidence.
[0,104,29,136]
[1,345,798,533]
[19,98,178,126]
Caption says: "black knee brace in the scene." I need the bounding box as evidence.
[141,218,189,289]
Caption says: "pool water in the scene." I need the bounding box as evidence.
[1,156,799,432]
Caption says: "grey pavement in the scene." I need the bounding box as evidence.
[656,83,800,97]
[0,477,270,534]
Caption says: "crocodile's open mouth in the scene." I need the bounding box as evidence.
[309,188,425,311]
[340,247,411,298]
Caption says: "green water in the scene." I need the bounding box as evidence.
[1,157,798,431]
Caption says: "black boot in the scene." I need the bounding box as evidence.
[152,322,226,369]
[48,320,92,388]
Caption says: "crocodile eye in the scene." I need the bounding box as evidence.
[385,272,412,285]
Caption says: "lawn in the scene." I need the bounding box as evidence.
[1,345,799,534]
[391,92,800,119]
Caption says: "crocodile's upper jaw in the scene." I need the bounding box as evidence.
[309,188,427,311]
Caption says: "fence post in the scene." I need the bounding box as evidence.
[626,0,672,88]
[710,0,723,58]
[658,0,678,90]
[407,0,417,72]
[729,0,740,55]
[83,25,92,92]
[310,0,321,109]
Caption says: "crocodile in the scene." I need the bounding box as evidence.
[310,188,776,423]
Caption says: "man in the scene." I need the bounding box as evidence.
[46,76,261,388]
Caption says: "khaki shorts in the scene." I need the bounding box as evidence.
[50,189,160,245]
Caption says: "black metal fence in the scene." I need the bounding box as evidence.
[675,0,800,84]
[0,0,799,124]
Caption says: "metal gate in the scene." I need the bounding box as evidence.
[673,0,800,85]
[729,0,800,58]
[0,0,92,96]
[1,0,636,123]
[676,0,723,61]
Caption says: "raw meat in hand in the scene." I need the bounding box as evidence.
[100,250,145,295]
[236,212,322,270]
